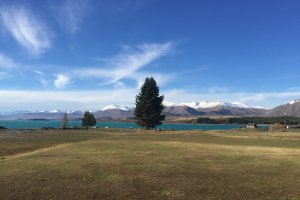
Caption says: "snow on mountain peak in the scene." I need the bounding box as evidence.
[288,99,300,105]
[49,110,61,113]
[101,105,131,111]
[177,101,221,109]
[198,101,222,108]
[223,102,252,109]
[164,101,253,109]
[163,101,178,107]
[179,101,200,109]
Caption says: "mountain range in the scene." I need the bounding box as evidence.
[1,100,300,120]
[262,99,300,117]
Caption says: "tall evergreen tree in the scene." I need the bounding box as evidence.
[61,111,68,129]
[134,77,165,129]
[82,111,96,128]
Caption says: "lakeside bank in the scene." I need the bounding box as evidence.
[0,120,247,130]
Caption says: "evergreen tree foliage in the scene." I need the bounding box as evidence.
[82,111,96,128]
[61,111,68,129]
[134,77,165,129]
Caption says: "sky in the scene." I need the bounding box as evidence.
[0,0,299,111]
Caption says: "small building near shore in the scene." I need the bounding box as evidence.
[247,123,257,129]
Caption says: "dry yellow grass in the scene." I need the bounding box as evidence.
[1,129,300,199]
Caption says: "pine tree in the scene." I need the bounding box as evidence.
[61,111,68,129]
[90,112,96,127]
[82,111,96,128]
[134,77,165,129]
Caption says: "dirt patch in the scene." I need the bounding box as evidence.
[4,143,73,160]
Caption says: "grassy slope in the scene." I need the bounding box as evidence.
[0,129,300,200]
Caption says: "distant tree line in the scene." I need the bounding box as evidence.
[191,117,300,125]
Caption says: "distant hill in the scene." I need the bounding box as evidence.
[263,100,300,117]
[94,106,134,119]
[0,110,83,120]
[163,105,205,116]
[163,101,265,117]
[199,106,265,116]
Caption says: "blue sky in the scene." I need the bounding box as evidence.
[0,0,299,111]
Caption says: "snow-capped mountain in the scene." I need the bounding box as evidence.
[288,99,300,105]
[162,100,264,116]
[163,101,179,107]
[164,101,254,109]
[263,99,300,117]
[95,105,134,119]
[101,105,132,111]
[179,101,224,109]
[223,102,252,109]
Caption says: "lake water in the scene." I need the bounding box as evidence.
[0,120,248,131]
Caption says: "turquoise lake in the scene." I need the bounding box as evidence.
[0,120,250,130]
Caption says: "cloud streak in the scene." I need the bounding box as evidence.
[0,4,51,55]
[34,71,50,86]
[0,53,16,68]
[72,42,173,86]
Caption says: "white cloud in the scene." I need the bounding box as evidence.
[56,0,90,33]
[0,53,16,68]
[0,4,51,55]
[54,74,70,89]
[72,42,173,86]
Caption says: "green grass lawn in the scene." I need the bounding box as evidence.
[1,129,300,200]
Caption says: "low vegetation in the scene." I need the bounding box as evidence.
[192,116,300,125]
[1,129,300,199]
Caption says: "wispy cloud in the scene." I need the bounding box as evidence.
[54,74,70,89]
[0,53,17,68]
[0,4,51,55]
[56,0,90,33]
[72,42,174,86]
[34,70,50,86]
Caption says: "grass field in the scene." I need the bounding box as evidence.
[1,129,300,200]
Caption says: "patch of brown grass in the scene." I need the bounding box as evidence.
[1,129,300,199]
